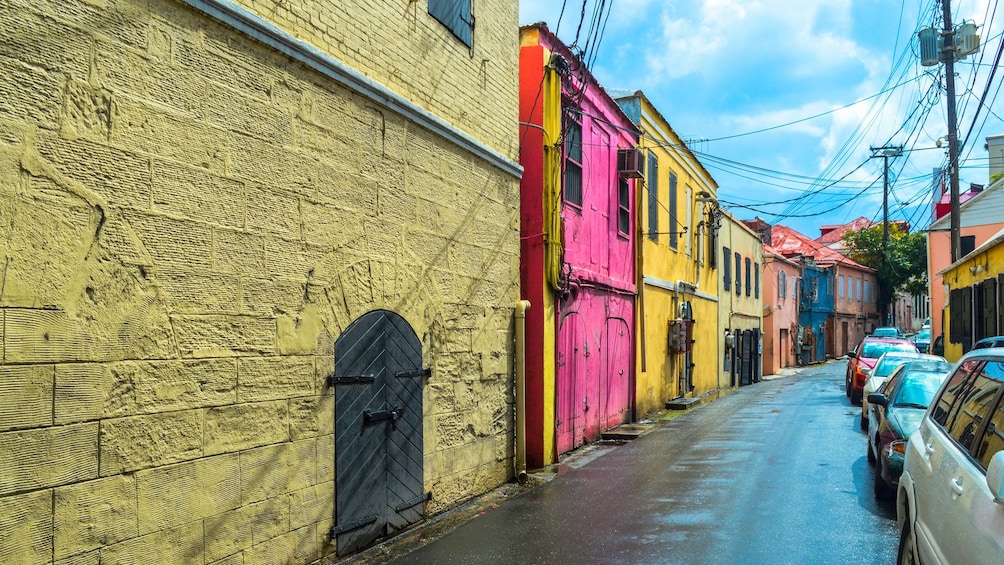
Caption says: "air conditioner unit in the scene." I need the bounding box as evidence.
[617,148,644,179]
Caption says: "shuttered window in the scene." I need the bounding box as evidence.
[429,0,473,47]
[647,153,658,241]
[669,172,678,249]
[723,247,731,291]
[563,117,583,206]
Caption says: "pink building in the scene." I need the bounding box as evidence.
[761,245,801,375]
[770,225,878,355]
[519,24,638,464]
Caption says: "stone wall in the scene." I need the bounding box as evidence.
[0,0,521,563]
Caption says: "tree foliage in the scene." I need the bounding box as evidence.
[841,224,927,312]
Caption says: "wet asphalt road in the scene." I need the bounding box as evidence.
[391,361,900,564]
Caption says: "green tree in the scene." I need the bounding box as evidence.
[841,224,927,322]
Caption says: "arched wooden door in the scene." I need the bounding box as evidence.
[331,310,427,556]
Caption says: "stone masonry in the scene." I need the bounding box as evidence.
[0,0,521,563]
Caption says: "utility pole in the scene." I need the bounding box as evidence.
[870,144,903,326]
[942,0,962,262]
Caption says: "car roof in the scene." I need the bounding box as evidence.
[862,336,913,344]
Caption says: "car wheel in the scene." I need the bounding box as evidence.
[851,390,862,406]
[897,515,918,565]
[867,436,876,464]
[874,460,893,499]
[860,413,868,431]
[845,375,851,397]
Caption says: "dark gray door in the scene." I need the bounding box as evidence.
[332,310,426,556]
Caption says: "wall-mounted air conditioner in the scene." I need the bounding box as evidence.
[617,148,644,179]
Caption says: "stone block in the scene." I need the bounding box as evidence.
[54,475,138,558]
[0,489,52,565]
[288,483,333,531]
[100,409,204,474]
[246,181,301,238]
[0,423,98,495]
[151,161,245,230]
[55,549,100,565]
[104,358,238,417]
[237,356,314,403]
[204,401,288,455]
[123,210,214,272]
[0,364,53,431]
[110,94,227,171]
[136,454,240,534]
[173,315,276,358]
[101,521,204,565]
[156,269,241,314]
[0,53,62,128]
[239,440,315,504]
[242,275,307,317]
[288,395,334,440]
[54,363,104,425]
[214,228,266,276]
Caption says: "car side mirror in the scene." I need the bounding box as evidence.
[987,451,1004,503]
[847,350,857,359]
[867,393,888,407]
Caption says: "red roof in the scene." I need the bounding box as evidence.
[817,217,909,244]
[770,224,873,271]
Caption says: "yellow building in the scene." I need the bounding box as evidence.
[0,1,521,562]
[718,212,765,386]
[939,227,1004,361]
[616,92,721,414]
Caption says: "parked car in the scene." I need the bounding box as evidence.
[973,335,1004,350]
[897,349,1004,564]
[912,327,931,354]
[860,352,942,430]
[866,359,951,498]
[845,336,918,405]
[931,333,944,356]
[873,326,906,338]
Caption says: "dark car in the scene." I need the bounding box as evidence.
[873,326,906,338]
[866,359,951,498]
[973,335,1004,349]
[845,336,918,404]
[912,327,931,354]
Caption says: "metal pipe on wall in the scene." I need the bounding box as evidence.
[514,300,531,483]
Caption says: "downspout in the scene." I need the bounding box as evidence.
[514,299,531,484]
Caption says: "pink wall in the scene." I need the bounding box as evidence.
[762,256,800,375]
[832,264,878,354]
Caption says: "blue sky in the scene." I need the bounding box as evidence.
[518,1,1003,238]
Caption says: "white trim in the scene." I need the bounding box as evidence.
[184,0,522,179]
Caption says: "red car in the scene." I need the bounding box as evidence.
[845,336,917,404]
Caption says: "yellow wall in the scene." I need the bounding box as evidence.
[0,1,520,563]
[631,94,721,414]
[941,236,1004,362]
[718,212,765,384]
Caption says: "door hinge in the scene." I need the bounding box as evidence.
[329,514,378,538]
[326,374,376,387]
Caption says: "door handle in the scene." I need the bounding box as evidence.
[950,478,964,497]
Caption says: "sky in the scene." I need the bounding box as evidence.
[518,1,1004,238]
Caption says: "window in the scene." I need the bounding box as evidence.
[962,235,976,257]
[429,0,473,47]
[754,263,760,299]
[857,278,861,302]
[734,252,741,295]
[779,270,787,299]
[669,173,679,249]
[647,153,658,241]
[617,178,630,235]
[945,364,1002,455]
[745,257,751,296]
[839,275,844,299]
[685,186,693,257]
[723,246,731,291]
[563,116,583,206]
[864,281,869,303]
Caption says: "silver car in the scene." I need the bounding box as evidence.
[897,348,1004,564]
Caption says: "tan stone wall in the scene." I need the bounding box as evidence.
[234,0,520,157]
[0,1,521,563]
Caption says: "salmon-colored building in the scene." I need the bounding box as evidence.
[519,24,639,467]
[761,245,801,375]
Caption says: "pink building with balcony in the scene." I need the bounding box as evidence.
[519,24,638,465]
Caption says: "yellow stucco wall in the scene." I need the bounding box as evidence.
[941,236,1004,362]
[631,95,721,413]
[718,213,765,384]
[0,1,520,563]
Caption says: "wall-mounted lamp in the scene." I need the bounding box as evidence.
[969,264,986,275]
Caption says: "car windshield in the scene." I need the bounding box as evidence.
[873,328,901,337]
[893,371,949,408]
[916,328,931,339]
[861,341,915,359]
[874,355,919,377]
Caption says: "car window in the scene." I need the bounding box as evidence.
[945,367,1003,454]
[932,360,982,427]
[975,362,1004,470]
[893,372,945,408]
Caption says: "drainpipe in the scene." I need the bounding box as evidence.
[514,300,531,484]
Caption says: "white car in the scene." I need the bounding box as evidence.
[896,348,1004,565]
[860,352,941,430]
